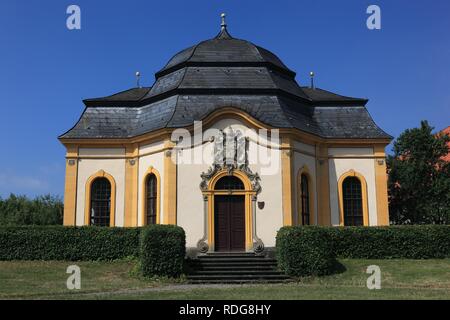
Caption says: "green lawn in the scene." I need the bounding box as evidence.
[0,259,449,300]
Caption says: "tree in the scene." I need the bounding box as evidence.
[387,121,450,224]
[0,194,63,226]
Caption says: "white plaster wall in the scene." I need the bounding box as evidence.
[293,147,318,225]
[328,155,378,226]
[176,118,283,248]
[251,152,283,247]
[140,141,165,155]
[76,154,126,227]
[177,142,213,248]
[138,141,165,226]
[328,148,373,157]
[79,148,125,157]
[293,141,315,155]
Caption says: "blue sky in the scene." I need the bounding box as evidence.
[0,0,449,197]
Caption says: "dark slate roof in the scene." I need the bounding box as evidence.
[301,87,368,106]
[157,28,294,77]
[84,87,150,106]
[61,94,391,140]
[313,106,390,139]
[60,25,391,141]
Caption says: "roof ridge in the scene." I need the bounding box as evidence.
[137,87,152,100]
[360,105,393,140]
[248,41,269,63]
[164,95,181,128]
[174,61,191,91]
[266,69,311,101]
[273,96,296,129]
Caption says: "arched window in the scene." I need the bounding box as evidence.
[145,174,158,225]
[342,177,363,226]
[90,177,111,226]
[214,175,245,190]
[300,174,310,225]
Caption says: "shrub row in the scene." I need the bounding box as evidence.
[140,225,186,278]
[0,226,141,261]
[0,225,187,278]
[327,225,450,259]
[276,226,337,277]
[276,225,450,277]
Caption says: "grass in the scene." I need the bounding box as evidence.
[0,259,449,300]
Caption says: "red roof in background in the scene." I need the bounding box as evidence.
[439,126,450,162]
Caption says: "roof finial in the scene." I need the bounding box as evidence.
[310,71,315,89]
[221,13,227,30]
[216,13,232,39]
[135,71,141,88]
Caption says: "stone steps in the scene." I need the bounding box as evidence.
[189,259,278,265]
[193,265,275,271]
[189,270,283,275]
[187,279,292,284]
[186,252,290,284]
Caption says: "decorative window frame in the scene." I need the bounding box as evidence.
[337,170,369,226]
[141,167,161,226]
[84,170,116,227]
[297,165,315,225]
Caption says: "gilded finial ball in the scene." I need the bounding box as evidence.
[310,71,314,77]
[221,13,226,18]
[136,71,140,77]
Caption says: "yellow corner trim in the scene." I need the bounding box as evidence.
[163,140,177,225]
[281,137,294,226]
[373,145,390,225]
[124,145,139,227]
[63,146,78,226]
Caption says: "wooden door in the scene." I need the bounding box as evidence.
[214,195,245,252]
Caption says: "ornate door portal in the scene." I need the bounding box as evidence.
[197,128,265,254]
[214,195,245,252]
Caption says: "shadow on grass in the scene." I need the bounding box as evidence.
[329,259,347,275]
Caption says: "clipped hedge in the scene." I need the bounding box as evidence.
[276,225,450,275]
[140,225,186,278]
[0,226,141,261]
[327,225,450,259]
[276,226,337,277]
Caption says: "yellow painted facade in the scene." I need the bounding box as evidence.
[63,146,78,226]
[281,136,295,226]
[124,144,139,227]
[163,140,177,225]
[61,109,391,250]
[374,144,390,225]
